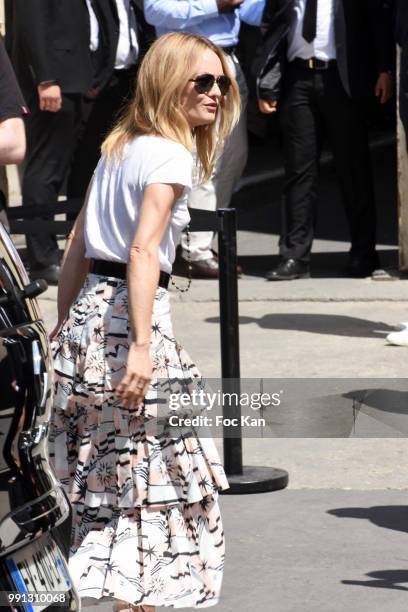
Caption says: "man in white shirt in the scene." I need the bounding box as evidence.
[67,0,155,200]
[145,0,265,278]
[256,0,393,280]
[287,0,336,63]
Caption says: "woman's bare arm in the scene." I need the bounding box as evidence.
[0,117,26,164]
[50,204,90,338]
[116,182,183,408]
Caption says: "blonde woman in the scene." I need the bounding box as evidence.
[49,32,240,611]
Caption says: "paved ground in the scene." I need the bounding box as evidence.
[82,491,408,612]
[11,132,408,610]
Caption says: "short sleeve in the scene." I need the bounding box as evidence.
[0,40,28,121]
[144,141,193,192]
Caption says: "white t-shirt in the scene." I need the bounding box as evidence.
[287,0,336,63]
[84,134,193,274]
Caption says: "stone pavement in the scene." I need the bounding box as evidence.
[79,490,408,612]
[15,134,408,610]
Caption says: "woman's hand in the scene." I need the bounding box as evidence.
[116,342,152,408]
[49,321,64,342]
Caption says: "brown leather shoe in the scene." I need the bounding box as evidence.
[173,250,242,279]
[189,257,219,279]
[178,257,219,279]
[211,249,243,276]
[172,254,219,279]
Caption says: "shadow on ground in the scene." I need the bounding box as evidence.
[342,570,408,591]
[328,505,408,534]
[205,313,395,338]
[329,505,408,592]
[344,389,408,416]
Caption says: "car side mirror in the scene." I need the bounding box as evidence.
[21,279,48,300]
[0,279,48,306]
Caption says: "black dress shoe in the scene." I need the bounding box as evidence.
[345,254,380,278]
[265,259,310,281]
[30,264,60,285]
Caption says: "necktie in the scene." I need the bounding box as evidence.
[302,0,318,43]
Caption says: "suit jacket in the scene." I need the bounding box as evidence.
[12,0,96,94]
[255,0,394,101]
[395,0,408,48]
[93,0,156,91]
[396,0,408,144]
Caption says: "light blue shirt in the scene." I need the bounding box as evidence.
[144,0,265,48]
[240,0,265,27]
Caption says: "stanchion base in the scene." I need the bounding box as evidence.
[220,465,289,494]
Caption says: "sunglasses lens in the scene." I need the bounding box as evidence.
[194,75,215,93]
[218,76,231,95]
[192,74,231,95]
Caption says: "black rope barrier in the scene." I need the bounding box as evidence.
[7,198,220,234]
[8,200,288,494]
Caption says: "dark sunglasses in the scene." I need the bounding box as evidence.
[189,73,231,96]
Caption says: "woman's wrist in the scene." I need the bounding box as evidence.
[131,340,150,349]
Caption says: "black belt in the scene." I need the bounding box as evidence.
[291,57,337,71]
[113,65,138,75]
[222,45,236,56]
[90,259,170,289]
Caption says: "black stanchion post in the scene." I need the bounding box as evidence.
[217,208,288,494]
[217,208,243,475]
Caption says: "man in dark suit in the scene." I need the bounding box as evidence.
[67,0,155,200]
[396,0,408,144]
[12,0,104,283]
[255,0,393,280]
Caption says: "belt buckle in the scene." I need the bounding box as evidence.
[308,58,329,70]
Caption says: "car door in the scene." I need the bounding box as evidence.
[0,223,79,610]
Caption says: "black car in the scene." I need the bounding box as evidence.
[0,222,79,611]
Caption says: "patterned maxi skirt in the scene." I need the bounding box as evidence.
[48,273,229,608]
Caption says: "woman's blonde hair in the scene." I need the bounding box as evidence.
[101,32,241,182]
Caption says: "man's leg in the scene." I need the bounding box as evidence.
[268,66,321,279]
[179,54,248,273]
[213,56,248,210]
[321,68,377,273]
[180,162,217,264]
[22,91,83,273]
[400,45,408,148]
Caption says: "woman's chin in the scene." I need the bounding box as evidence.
[193,114,217,127]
